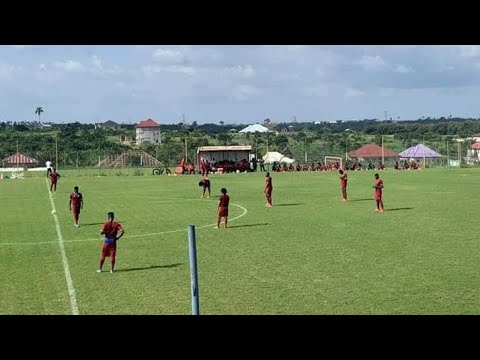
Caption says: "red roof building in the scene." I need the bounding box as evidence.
[136,119,161,145]
[137,119,160,128]
[348,144,399,158]
[3,152,39,168]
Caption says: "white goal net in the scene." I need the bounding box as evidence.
[324,156,342,170]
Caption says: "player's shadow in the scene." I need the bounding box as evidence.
[386,207,414,212]
[349,198,372,202]
[80,222,104,227]
[274,203,304,207]
[228,223,269,229]
[116,263,183,272]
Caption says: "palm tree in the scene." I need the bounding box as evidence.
[35,107,44,124]
[219,121,224,126]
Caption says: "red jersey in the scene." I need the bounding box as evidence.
[70,192,83,209]
[101,221,124,242]
[50,172,60,182]
[218,194,230,208]
[374,179,383,194]
[340,173,348,188]
[265,176,272,189]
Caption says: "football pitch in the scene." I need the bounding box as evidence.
[1,168,480,314]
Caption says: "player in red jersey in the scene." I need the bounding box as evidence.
[339,169,348,202]
[373,173,384,212]
[216,188,230,228]
[69,186,83,228]
[264,172,273,207]
[199,175,211,198]
[97,212,124,273]
[49,168,61,192]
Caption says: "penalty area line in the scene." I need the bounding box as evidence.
[1,202,248,246]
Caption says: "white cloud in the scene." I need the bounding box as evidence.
[232,84,261,101]
[460,45,480,58]
[52,60,86,72]
[142,64,196,76]
[91,55,103,70]
[39,64,47,71]
[345,87,365,97]
[10,45,28,50]
[230,64,255,78]
[395,65,413,73]
[303,85,329,97]
[153,48,184,64]
[0,64,16,79]
[378,88,396,97]
[358,55,387,71]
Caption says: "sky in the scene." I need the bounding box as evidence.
[2,45,480,124]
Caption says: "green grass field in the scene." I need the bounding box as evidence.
[1,168,480,314]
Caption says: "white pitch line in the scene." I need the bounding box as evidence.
[0,202,248,246]
[46,180,79,315]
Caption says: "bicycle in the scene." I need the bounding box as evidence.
[152,166,172,175]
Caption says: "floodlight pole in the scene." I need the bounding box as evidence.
[188,225,200,315]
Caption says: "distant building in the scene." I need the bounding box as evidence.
[3,152,38,168]
[136,119,161,145]
[95,120,121,130]
[472,133,480,142]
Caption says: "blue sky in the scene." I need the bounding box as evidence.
[2,45,480,124]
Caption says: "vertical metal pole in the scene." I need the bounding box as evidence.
[188,225,200,315]
[55,136,59,171]
[423,138,426,169]
[446,141,449,167]
[458,140,461,164]
[381,135,385,166]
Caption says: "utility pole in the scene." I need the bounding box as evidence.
[381,135,385,165]
[185,137,188,163]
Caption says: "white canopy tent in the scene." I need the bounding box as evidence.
[239,124,271,133]
[263,151,295,164]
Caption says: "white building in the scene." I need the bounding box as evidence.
[136,119,161,145]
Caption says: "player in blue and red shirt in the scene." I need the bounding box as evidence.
[69,186,83,228]
[216,188,230,228]
[97,212,124,273]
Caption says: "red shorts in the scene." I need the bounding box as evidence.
[102,243,116,258]
[375,192,382,200]
[218,207,228,217]
[266,188,272,196]
[72,207,81,215]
